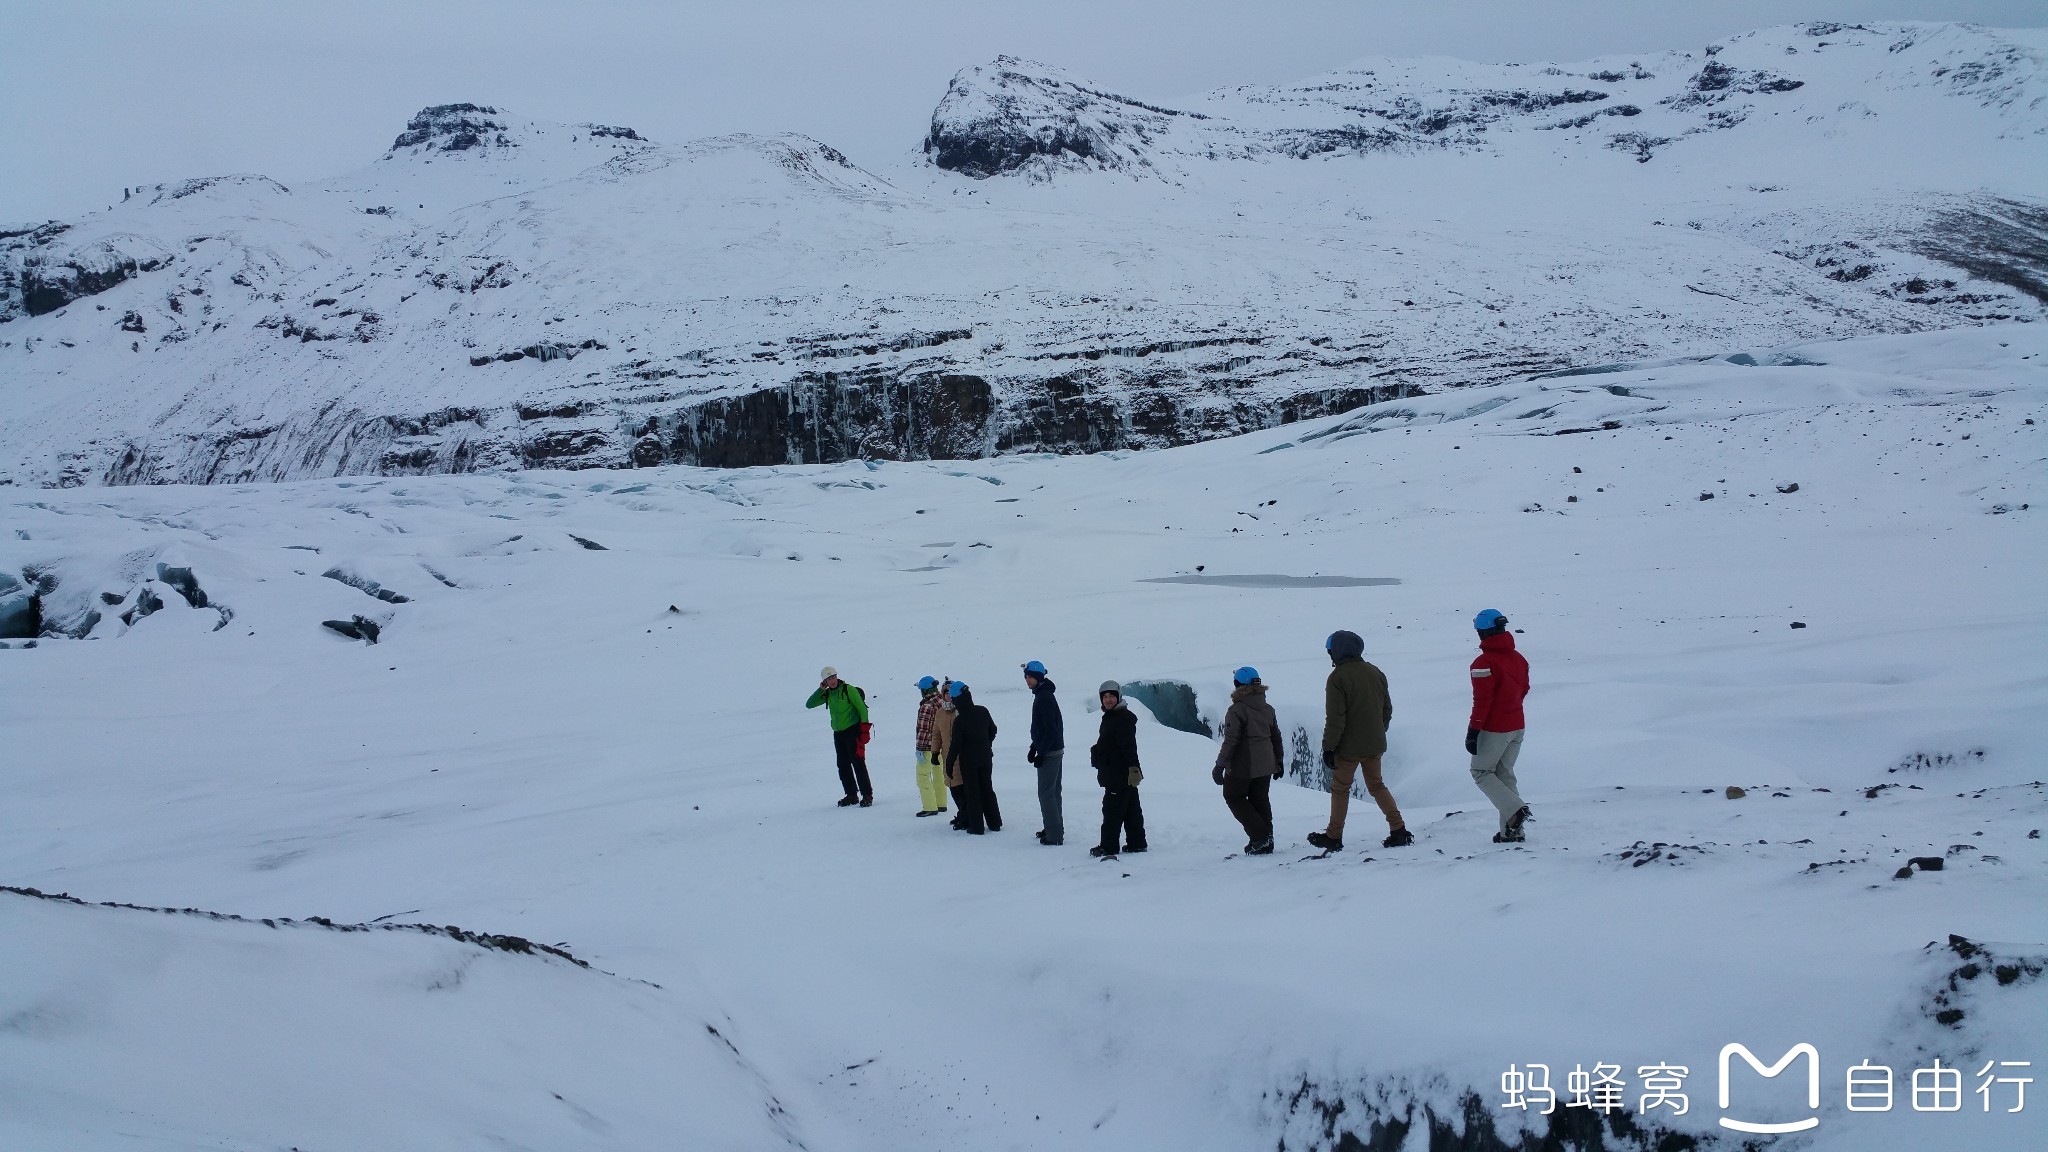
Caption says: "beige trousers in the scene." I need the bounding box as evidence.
[1327,755,1405,838]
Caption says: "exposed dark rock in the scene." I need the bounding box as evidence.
[322,567,409,603]
[1914,196,2048,303]
[1666,61,1804,109]
[1606,132,1673,162]
[21,242,173,316]
[925,57,1201,178]
[636,370,995,467]
[119,585,164,626]
[1923,934,2044,1030]
[0,885,596,971]
[391,104,511,153]
[155,563,208,608]
[1273,1079,1724,1152]
[519,401,588,421]
[1365,88,1609,137]
[567,534,607,550]
[322,614,381,643]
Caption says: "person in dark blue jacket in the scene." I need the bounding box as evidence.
[1023,660,1065,846]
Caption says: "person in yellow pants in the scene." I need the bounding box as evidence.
[913,675,949,817]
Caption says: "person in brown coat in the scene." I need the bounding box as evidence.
[1212,666,1285,855]
[933,678,963,827]
[1308,629,1410,852]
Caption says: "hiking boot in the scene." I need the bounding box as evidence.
[858,796,874,808]
[1506,806,1532,836]
[1247,838,1275,856]
[1492,829,1525,844]
[836,795,859,807]
[1382,828,1415,848]
[1306,831,1342,852]
[916,809,937,818]
[1121,842,1146,853]
[1089,845,1118,858]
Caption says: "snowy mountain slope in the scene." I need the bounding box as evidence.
[929,21,2047,180]
[3,324,2043,1149]
[2,21,2045,487]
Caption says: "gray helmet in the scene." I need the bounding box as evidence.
[1098,680,1121,696]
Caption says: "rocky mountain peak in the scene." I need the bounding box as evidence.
[924,56,1202,179]
[390,104,516,154]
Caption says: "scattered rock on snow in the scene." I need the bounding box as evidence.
[322,615,382,644]
[119,586,164,626]
[1726,785,1746,799]
[322,568,410,603]
[154,563,208,608]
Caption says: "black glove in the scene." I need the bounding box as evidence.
[1212,764,1225,786]
[1464,728,1479,756]
[1027,748,1039,765]
[1321,749,1335,770]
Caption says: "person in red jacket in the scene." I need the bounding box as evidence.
[1466,609,1533,842]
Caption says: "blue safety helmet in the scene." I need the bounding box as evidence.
[917,675,938,691]
[949,680,968,698]
[1022,660,1047,675]
[1233,666,1260,685]
[1474,609,1508,631]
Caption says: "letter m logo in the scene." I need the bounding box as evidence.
[1718,1043,1820,1134]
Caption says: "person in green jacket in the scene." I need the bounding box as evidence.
[806,666,873,807]
[1307,630,1411,851]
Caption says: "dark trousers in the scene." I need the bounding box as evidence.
[833,726,873,800]
[1036,749,1064,844]
[1100,782,1146,851]
[958,760,1002,832]
[1224,773,1273,844]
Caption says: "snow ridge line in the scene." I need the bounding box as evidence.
[0,884,654,984]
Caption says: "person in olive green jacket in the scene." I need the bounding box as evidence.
[1308,630,1411,851]
[806,666,873,807]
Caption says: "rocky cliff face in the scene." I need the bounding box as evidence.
[2,21,2044,486]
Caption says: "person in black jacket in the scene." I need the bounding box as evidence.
[1089,681,1146,858]
[1023,660,1065,846]
[944,681,1003,835]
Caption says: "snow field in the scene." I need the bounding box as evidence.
[2,322,2045,1149]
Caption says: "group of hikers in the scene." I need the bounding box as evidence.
[804,609,1533,857]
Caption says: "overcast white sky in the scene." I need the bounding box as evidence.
[3,1,2041,222]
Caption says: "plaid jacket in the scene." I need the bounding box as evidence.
[915,693,940,752]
